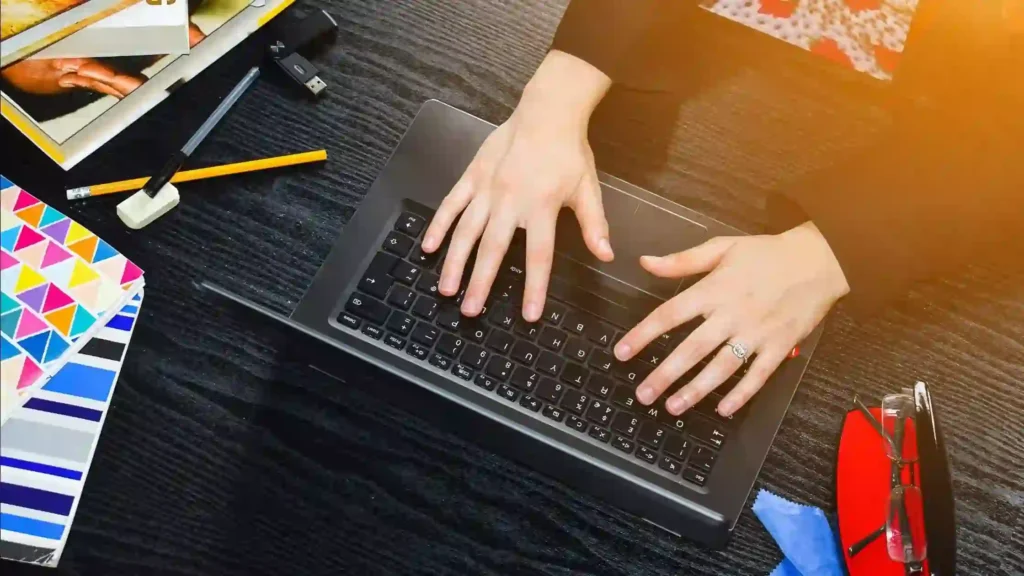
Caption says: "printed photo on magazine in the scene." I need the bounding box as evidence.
[0,0,251,144]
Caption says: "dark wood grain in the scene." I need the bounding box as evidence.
[2,1,1022,575]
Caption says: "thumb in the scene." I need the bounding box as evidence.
[571,171,614,262]
[640,236,738,278]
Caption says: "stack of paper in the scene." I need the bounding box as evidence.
[1,175,144,424]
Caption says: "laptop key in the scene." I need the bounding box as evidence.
[409,245,440,270]
[436,333,465,358]
[635,446,657,465]
[560,363,589,388]
[611,412,641,438]
[611,436,635,454]
[536,351,565,377]
[637,344,669,367]
[682,468,708,487]
[429,353,453,371]
[412,295,439,320]
[519,395,542,412]
[361,324,384,340]
[613,359,653,386]
[488,304,517,330]
[395,212,426,237]
[538,326,568,351]
[410,323,440,347]
[460,318,489,344]
[690,446,718,472]
[510,366,540,393]
[566,415,588,433]
[461,345,489,370]
[515,318,541,340]
[563,310,592,335]
[358,252,398,299]
[485,357,515,381]
[407,343,430,361]
[390,261,421,286]
[384,334,406,351]
[387,285,416,310]
[657,403,687,432]
[585,374,614,400]
[663,434,691,460]
[383,231,414,257]
[588,350,614,372]
[346,293,390,325]
[636,420,667,449]
[588,426,612,443]
[689,416,727,449]
[385,311,415,336]
[474,373,499,391]
[611,385,640,412]
[658,456,682,475]
[510,340,540,366]
[586,321,616,347]
[560,391,589,415]
[533,378,565,404]
[542,301,567,325]
[542,404,566,423]
[497,384,519,402]
[485,329,515,354]
[451,364,474,381]
[436,303,462,331]
[585,400,615,427]
[338,312,360,330]
[564,337,590,363]
[415,271,440,296]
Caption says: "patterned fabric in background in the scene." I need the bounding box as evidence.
[700,0,921,80]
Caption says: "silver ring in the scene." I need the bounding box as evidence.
[727,341,750,363]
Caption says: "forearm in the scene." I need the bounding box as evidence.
[513,50,611,133]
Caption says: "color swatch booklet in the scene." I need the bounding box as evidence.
[1,175,144,424]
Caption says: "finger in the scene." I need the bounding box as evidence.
[438,199,489,296]
[106,73,143,96]
[522,212,557,321]
[615,285,708,361]
[57,75,124,98]
[571,171,614,261]
[461,212,516,316]
[423,173,475,253]
[640,236,739,278]
[635,316,732,408]
[664,339,750,415]
[717,342,793,417]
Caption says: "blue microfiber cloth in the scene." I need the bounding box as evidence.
[752,489,845,576]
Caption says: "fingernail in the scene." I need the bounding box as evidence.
[462,297,480,314]
[599,237,612,256]
[719,400,736,416]
[525,302,542,322]
[668,395,689,414]
[422,236,436,251]
[637,386,655,404]
[614,343,631,360]
[440,279,456,295]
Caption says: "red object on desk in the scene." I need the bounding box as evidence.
[836,406,930,576]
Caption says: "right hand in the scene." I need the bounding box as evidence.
[422,51,614,322]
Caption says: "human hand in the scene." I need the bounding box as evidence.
[0,58,143,98]
[615,222,850,418]
[421,50,614,322]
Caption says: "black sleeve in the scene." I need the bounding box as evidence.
[550,0,676,81]
[768,111,1024,316]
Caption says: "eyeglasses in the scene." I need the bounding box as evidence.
[836,382,957,576]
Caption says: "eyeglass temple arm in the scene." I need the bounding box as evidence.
[892,416,917,565]
[848,524,885,557]
[853,396,898,453]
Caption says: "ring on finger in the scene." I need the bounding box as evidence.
[726,340,751,364]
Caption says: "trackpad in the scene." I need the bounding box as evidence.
[554,190,709,301]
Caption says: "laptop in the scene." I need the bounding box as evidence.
[203,100,824,547]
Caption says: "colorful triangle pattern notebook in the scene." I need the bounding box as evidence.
[0,175,144,425]
[0,292,142,567]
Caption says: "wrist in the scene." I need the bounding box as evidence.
[787,221,851,300]
[514,50,611,135]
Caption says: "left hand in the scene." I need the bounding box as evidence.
[614,222,850,418]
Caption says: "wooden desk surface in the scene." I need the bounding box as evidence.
[3,1,1022,574]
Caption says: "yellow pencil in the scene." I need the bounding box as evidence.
[67,149,328,200]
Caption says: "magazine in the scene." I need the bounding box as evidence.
[1,0,294,170]
[0,0,141,66]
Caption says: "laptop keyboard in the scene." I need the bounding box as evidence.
[339,208,753,488]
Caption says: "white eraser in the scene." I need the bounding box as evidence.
[117,183,180,229]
